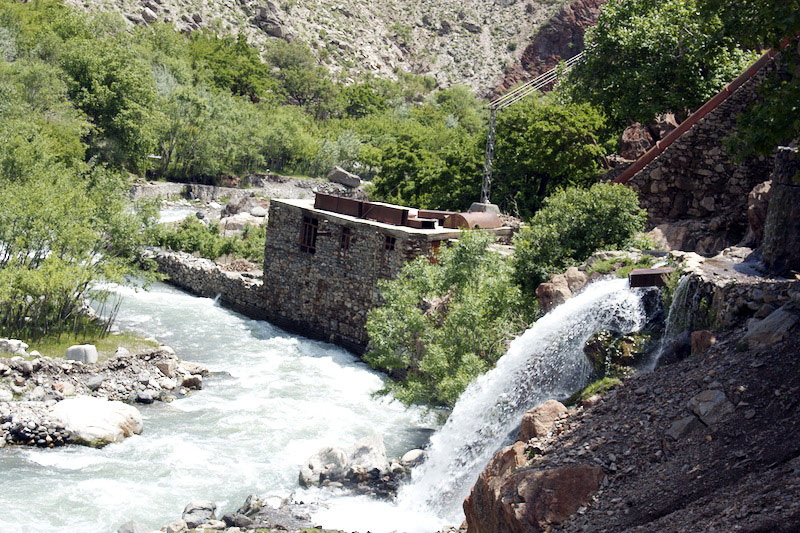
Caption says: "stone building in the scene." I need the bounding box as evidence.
[261,195,472,354]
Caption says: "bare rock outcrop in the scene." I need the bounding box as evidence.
[496,0,607,95]
[464,445,605,533]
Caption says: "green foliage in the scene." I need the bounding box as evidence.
[586,255,655,278]
[153,218,266,264]
[512,183,648,296]
[567,0,757,128]
[493,94,609,217]
[186,32,277,103]
[264,40,338,118]
[60,36,158,173]
[565,376,622,406]
[699,0,800,157]
[365,232,529,408]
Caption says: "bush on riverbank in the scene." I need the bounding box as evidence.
[152,218,266,265]
[365,231,530,408]
[512,182,648,300]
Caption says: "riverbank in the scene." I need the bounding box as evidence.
[463,248,800,532]
[0,346,209,448]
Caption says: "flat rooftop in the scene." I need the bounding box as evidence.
[273,198,465,240]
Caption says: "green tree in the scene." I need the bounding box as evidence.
[567,0,756,127]
[61,37,158,172]
[365,232,528,408]
[493,95,609,218]
[699,0,800,156]
[265,40,338,118]
[512,183,647,298]
[186,31,278,103]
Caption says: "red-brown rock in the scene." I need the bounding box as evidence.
[494,0,607,96]
[464,462,605,533]
[519,400,568,442]
[690,330,717,355]
[536,277,572,312]
[620,123,655,161]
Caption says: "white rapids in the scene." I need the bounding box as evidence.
[0,278,647,533]
[0,282,434,533]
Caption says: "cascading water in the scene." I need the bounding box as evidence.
[397,278,648,523]
[645,274,691,371]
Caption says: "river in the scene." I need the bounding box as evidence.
[0,282,439,532]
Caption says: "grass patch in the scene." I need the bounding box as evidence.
[586,255,655,278]
[565,376,622,406]
[1,332,159,361]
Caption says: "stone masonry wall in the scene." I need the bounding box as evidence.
[628,60,778,254]
[261,202,439,354]
[150,250,268,320]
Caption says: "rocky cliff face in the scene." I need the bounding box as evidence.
[65,0,574,91]
[493,0,607,95]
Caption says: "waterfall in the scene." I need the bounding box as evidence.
[396,278,648,523]
[645,275,691,371]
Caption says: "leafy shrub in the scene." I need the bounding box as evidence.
[512,183,648,296]
[365,232,529,408]
[153,218,266,264]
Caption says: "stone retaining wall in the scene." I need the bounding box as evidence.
[669,248,799,334]
[150,250,268,321]
[628,61,778,254]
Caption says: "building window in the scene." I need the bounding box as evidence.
[384,235,396,251]
[340,227,352,251]
[300,216,319,253]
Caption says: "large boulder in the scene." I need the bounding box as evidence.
[619,122,654,161]
[182,501,216,528]
[299,446,348,487]
[464,441,604,533]
[50,396,143,447]
[65,344,98,364]
[519,400,568,442]
[741,304,799,350]
[347,433,388,474]
[535,277,572,313]
[327,166,361,188]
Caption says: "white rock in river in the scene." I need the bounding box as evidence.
[299,446,348,487]
[50,396,143,447]
[65,344,98,364]
[0,389,13,402]
[347,433,388,473]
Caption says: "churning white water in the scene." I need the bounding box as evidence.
[0,282,434,533]
[397,278,647,523]
[0,278,647,533]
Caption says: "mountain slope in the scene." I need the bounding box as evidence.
[63,0,571,91]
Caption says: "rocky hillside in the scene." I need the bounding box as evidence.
[463,248,800,532]
[494,0,606,95]
[65,0,575,91]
